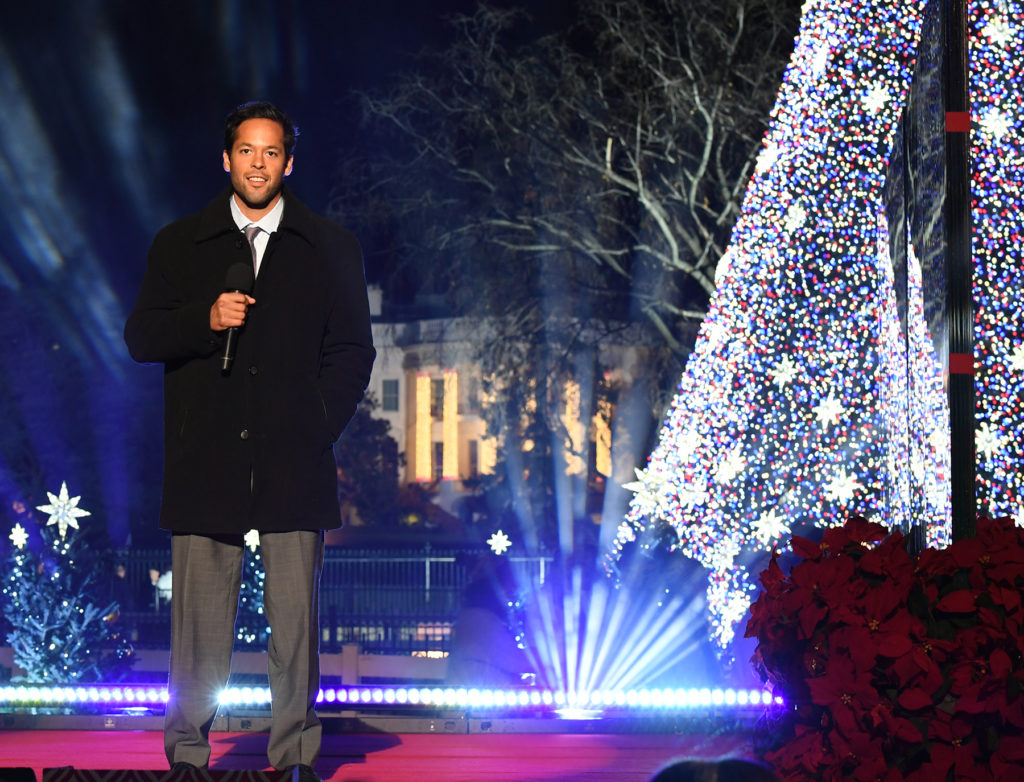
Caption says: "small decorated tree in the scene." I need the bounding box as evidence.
[235,529,269,648]
[2,482,133,682]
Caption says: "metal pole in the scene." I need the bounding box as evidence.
[943,0,976,539]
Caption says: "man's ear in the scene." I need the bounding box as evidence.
[223,151,231,173]
[285,156,294,176]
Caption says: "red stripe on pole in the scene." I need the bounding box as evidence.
[949,352,974,375]
[946,112,971,133]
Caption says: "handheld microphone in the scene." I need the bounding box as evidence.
[220,262,255,373]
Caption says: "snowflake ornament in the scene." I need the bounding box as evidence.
[862,83,889,113]
[751,508,791,546]
[811,40,831,77]
[487,529,512,555]
[244,529,260,552]
[1007,343,1024,372]
[979,108,1012,140]
[755,140,782,174]
[813,390,845,430]
[9,523,28,550]
[770,355,799,389]
[825,468,864,504]
[983,16,1015,46]
[714,447,747,484]
[784,202,808,233]
[976,421,1007,462]
[36,482,91,539]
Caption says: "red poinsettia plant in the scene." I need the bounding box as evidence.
[746,515,1024,781]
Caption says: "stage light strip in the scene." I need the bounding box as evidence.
[0,684,782,713]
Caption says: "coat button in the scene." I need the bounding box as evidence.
[240,429,249,440]
[249,365,259,376]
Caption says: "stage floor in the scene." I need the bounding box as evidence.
[0,726,754,781]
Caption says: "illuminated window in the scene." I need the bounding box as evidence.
[442,370,459,480]
[415,374,431,482]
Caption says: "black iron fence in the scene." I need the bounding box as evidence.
[108,545,552,656]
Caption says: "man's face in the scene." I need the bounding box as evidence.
[222,118,293,218]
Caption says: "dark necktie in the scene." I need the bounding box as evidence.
[243,224,261,276]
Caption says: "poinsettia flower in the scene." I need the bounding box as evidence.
[822,514,889,551]
[747,515,1024,781]
[867,699,922,743]
[833,584,920,633]
[808,657,881,737]
[792,534,825,560]
[788,555,859,633]
[948,654,1013,717]
[989,584,1022,615]
[921,715,987,781]
[947,536,988,569]
[888,636,953,693]
[827,727,889,781]
[976,517,1024,570]
[856,533,914,583]
[765,723,833,777]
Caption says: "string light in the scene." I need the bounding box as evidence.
[972,0,1024,520]
[613,0,954,652]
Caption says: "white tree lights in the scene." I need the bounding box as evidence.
[972,1,1024,518]
[612,0,956,653]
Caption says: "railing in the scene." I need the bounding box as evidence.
[105,545,552,656]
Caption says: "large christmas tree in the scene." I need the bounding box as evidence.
[613,0,1024,664]
[611,0,952,656]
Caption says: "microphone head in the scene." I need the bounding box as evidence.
[225,262,255,293]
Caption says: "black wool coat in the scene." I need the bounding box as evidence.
[124,186,376,534]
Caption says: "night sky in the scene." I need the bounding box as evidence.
[0,0,576,547]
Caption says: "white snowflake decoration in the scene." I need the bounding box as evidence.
[1008,343,1024,372]
[714,447,747,484]
[770,355,799,389]
[862,83,889,113]
[784,202,808,233]
[755,140,782,174]
[487,529,512,555]
[812,390,845,430]
[677,481,710,508]
[976,420,1007,462]
[35,482,91,539]
[811,39,832,78]
[9,523,28,550]
[622,466,666,503]
[751,508,791,546]
[675,429,703,464]
[979,108,1012,140]
[244,529,260,552]
[825,468,864,504]
[983,16,1015,46]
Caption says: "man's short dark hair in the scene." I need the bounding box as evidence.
[224,101,299,159]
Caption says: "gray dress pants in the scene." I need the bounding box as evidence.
[164,530,324,770]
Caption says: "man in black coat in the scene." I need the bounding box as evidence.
[124,102,375,780]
